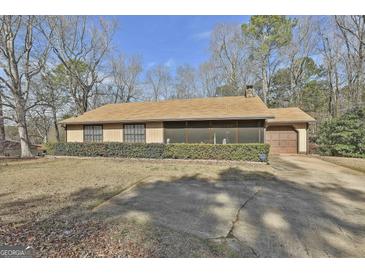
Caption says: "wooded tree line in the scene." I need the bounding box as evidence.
[0,15,364,157]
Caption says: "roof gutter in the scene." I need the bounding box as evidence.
[267,120,316,124]
[60,115,276,125]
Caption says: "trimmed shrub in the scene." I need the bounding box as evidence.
[52,142,165,159]
[163,143,270,161]
[49,142,270,162]
[44,142,57,155]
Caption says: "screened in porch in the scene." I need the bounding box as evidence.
[164,120,264,144]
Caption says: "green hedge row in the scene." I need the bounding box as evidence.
[47,142,270,162]
[163,143,269,161]
[49,142,165,159]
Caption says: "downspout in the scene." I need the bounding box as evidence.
[306,123,309,155]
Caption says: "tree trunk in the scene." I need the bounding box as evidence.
[16,105,32,158]
[357,50,364,106]
[54,120,60,143]
[334,68,340,117]
[0,95,5,156]
[18,125,32,157]
[327,66,334,117]
[52,107,60,142]
[261,64,268,104]
[289,71,298,106]
[261,59,269,104]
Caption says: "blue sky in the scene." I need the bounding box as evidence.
[113,16,250,71]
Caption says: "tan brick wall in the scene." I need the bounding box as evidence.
[293,123,307,153]
[66,124,83,142]
[66,123,163,143]
[146,122,164,143]
[103,123,123,142]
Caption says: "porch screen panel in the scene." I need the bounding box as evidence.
[186,121,211,144]
[164,121,185,143]
[238,120,263,143]
[211,120,237,144]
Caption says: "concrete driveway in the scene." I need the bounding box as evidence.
[96,155,365,257]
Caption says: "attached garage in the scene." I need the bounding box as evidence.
[266,126,298,154]
[267,108,315,154]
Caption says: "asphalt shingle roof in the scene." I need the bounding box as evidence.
[60,96,276,124]
[268,107,315,123]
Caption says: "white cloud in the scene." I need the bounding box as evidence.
[192,30,212,40]
[147,62,156,68]
[164,58,175,68]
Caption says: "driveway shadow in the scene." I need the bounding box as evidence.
[220,168,365,257]
[95,174,259,239]
[1,165,364,257]
[94,166,365,257]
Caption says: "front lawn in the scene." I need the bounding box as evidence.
[0,157,267,257]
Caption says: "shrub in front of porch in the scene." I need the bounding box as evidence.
[49,142,270,162]
[163,143,270,161]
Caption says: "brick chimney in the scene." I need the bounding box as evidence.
[245,85,255,97]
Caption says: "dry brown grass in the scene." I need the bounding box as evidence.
[318,156,365,173]
[0,157,268,257]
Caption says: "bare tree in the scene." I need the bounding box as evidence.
[0,16,50,157]
[145,64,171,101]
[40,68,69,142]
[335,16,365,106]
[174,65,198,99]
[108,54,143,103]
[285,16,318,104]
[209,24,250,94]
[47,16,116,114]
[318,18,343,117]
[0,87,5,156]
[323,39,340,117]
[199,61,221,97]
[28,106,53,143]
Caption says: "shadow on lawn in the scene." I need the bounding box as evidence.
[1,165,364,257]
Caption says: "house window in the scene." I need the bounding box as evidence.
[84,125,103,142]
[124,124,146,143]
